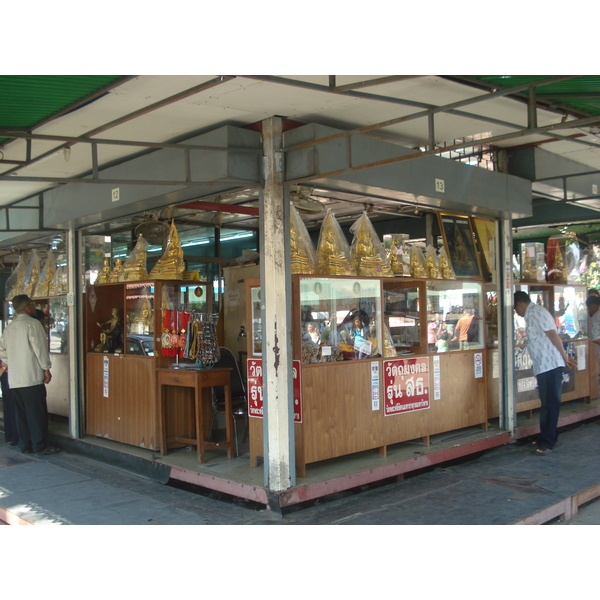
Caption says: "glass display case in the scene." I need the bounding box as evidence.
[298,277,382,364]
[514,284,587,343]
[250,286,262,356]
[48,296,68,354]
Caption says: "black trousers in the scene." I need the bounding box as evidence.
[11,384,48,453]
[1,372,19,445]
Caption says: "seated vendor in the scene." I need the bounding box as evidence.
[338,310,374,360]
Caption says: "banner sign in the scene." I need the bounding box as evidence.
[247,358,302,422]
[383,357,430,416]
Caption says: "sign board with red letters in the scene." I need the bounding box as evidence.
[247,358,302,422]
[383,357,430,416]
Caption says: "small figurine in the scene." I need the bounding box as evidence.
[96,307,123,353]
[109,257,124,283]
[95,258,111,284]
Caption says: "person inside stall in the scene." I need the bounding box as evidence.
[451,310,474,350]
[436,321,450,353]
[338,309,374,360]
[427,318,438,353]
[303,322,321,345]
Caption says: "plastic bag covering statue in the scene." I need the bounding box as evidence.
[149,220,184,280]
[316,209,356,276]
[438,247,456,280]
[49,264,66,296]
[5,254,27,300]
[33,250,56,298]
[119,234,149,282]
[425,245,442,279]
[290,204,317,275]
[23,251,41,298]
[350,212,393,277]
[547,235,568,283]
[409,245,426,278]
[131,288,153,334]
[565,232,581,284]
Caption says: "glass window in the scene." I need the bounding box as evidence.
[383,285,422,355]
[299,277,381,364]
[554,286,587,339]
[251,286,262,356]
[48,297,68,354]
[426,280,483,351]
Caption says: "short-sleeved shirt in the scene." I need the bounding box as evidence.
[589,310,600,364]
[523,302,565,376]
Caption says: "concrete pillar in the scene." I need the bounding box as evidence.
[260,116,295,492]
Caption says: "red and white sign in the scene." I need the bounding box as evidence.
[383,357,430,416]
[247,358,302,422]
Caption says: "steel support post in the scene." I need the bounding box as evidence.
[499,218,516,433]
[260,116,295,492]
[66,227,80,439]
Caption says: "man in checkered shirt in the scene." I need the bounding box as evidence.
[514,291,577,455]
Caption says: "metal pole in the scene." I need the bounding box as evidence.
[499,218,516,434]
[260,116,295,494]
[66,227,80,439]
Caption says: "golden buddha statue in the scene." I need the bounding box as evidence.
[23,252,41,297]
[109,257,124,283]
[131,294,153,335]
[6,256,26,300]
[95,258,111,284]
[316,220,355,276]
[96,307,123,353]
[290,221,314,275]
[425,252,441,279]
[149,220,184,280]
[439,250,455,279]
[410,248,426,278]
[521,252,534,281]
[34,252,56,298]
[119,234,149,282]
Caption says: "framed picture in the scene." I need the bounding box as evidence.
[472,216,496,281]
[437,213,482,278]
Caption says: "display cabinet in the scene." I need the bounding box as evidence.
[248,275,488,477]
[509,283,591,418]
[85,279,213,450]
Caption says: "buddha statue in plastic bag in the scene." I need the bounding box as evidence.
[95,257,112,284]
[438,247,456,279]
[149,220,184,280]
[23,251,41,298]
[409,245,426,278]
[425,246,442,279]
[316,210,356,276]
[6,254,27,300]
[290,204,317,275]
[33,251,56,298]
[350,212,393,277]
[119,234,149,282]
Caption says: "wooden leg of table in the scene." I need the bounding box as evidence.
[195,387,205,463]
[224,382,234,458]
[160,384,167,455]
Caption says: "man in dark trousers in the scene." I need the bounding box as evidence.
[0,295,60,457]
[514,291,577,455]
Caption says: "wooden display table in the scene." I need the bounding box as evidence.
[157,367,234,463]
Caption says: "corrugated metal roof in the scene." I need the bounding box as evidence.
[469,75,600,117]
[0,75,125,143]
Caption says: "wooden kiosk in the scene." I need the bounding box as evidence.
[84,279,232,456]
[247,274,489,478]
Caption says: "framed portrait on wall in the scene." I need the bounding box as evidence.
[438,213,482,278]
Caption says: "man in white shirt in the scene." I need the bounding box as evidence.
[514,291,576,455]
[0,295,59,457]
